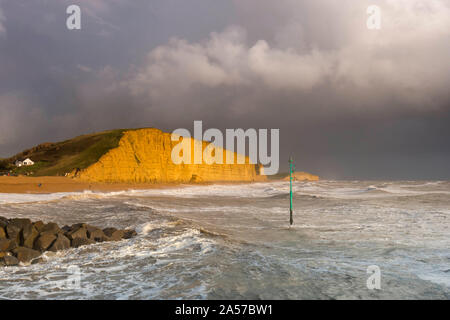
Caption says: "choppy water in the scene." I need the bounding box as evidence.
[0,180,449,299]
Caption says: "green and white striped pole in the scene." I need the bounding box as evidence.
[289,156,294,225]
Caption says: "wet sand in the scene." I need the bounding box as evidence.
[0,176,176,194]
[0,176,268,194]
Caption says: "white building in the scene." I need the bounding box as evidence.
[15,158,34,167]
[22,158,34,166]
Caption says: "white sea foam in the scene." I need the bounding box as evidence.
[0,192,76,204]
[0,220,217,299]
[0,180,448,299]
[2,180,447,205]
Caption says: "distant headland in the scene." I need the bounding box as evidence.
[0,128,319,186]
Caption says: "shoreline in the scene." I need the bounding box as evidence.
[0,176,181,194]
[0,176,272,194]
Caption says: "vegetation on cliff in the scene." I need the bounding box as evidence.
[3,129,127,176]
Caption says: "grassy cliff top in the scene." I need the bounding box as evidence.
[1,129,128,176]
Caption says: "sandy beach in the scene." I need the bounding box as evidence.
[0,176,177,194]
[0,176,268,194]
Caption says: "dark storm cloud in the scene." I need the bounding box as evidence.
[0,0,234,152]
[0,0,449,179]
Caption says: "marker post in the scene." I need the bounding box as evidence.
[289,156,294,225]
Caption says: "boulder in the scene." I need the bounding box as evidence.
[66,226,87,240]
[0,238,16,251]
[6,224,21,243]
[34,233,56,252]
[33,221,45,233]
[103,227,118,237]
[95,235,110,242]
[109,229,125,241]
[8,218,32,230]
[86,226,106,241]
[103,227,137,241]
[2,255,19,266]
[1,217,137,267]
[22,224,39,248]
[71,237,95,248]
[40,222,61,235]
[86,224,98,233]
[0,216,8,228]
[71,223,87,230]
[48,234,71,252]
[13,247,41,263]
[123,229,137,239]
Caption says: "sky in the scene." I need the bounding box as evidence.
[0,0,449,179]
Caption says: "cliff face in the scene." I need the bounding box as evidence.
[78,128,265,183]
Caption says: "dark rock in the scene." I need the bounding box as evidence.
[71,223,87,230]
[48,234,71,252]
[86,226,106,241]
[123,229,137,239]
[1,217,136,267]
[95,235,111,242]
[110,230,125,241]
[21,223,34,240]
[0,217,7,228]
[104,227,132,241]
[13,247,41,263]
[22,225,39,248]
[66,227,87,240]
[103,227,118,237]
[2,255,19,266]
[9,240,18,251]
[7,219,32,244]
[71,237,95,248]
[40,222,61,235]
[34,233,56,252]
[33,221,45,233]
[6,224,21,243]
[0,238,16,251]
[86,224,98,233]
[9,218,32,230]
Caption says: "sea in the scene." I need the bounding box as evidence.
[0,180,448,299]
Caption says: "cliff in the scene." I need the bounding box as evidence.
[283,172,319,181]
[77,128,265,183]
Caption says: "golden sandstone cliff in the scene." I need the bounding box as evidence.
[78,128,265,183]
[283,172,319,182]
